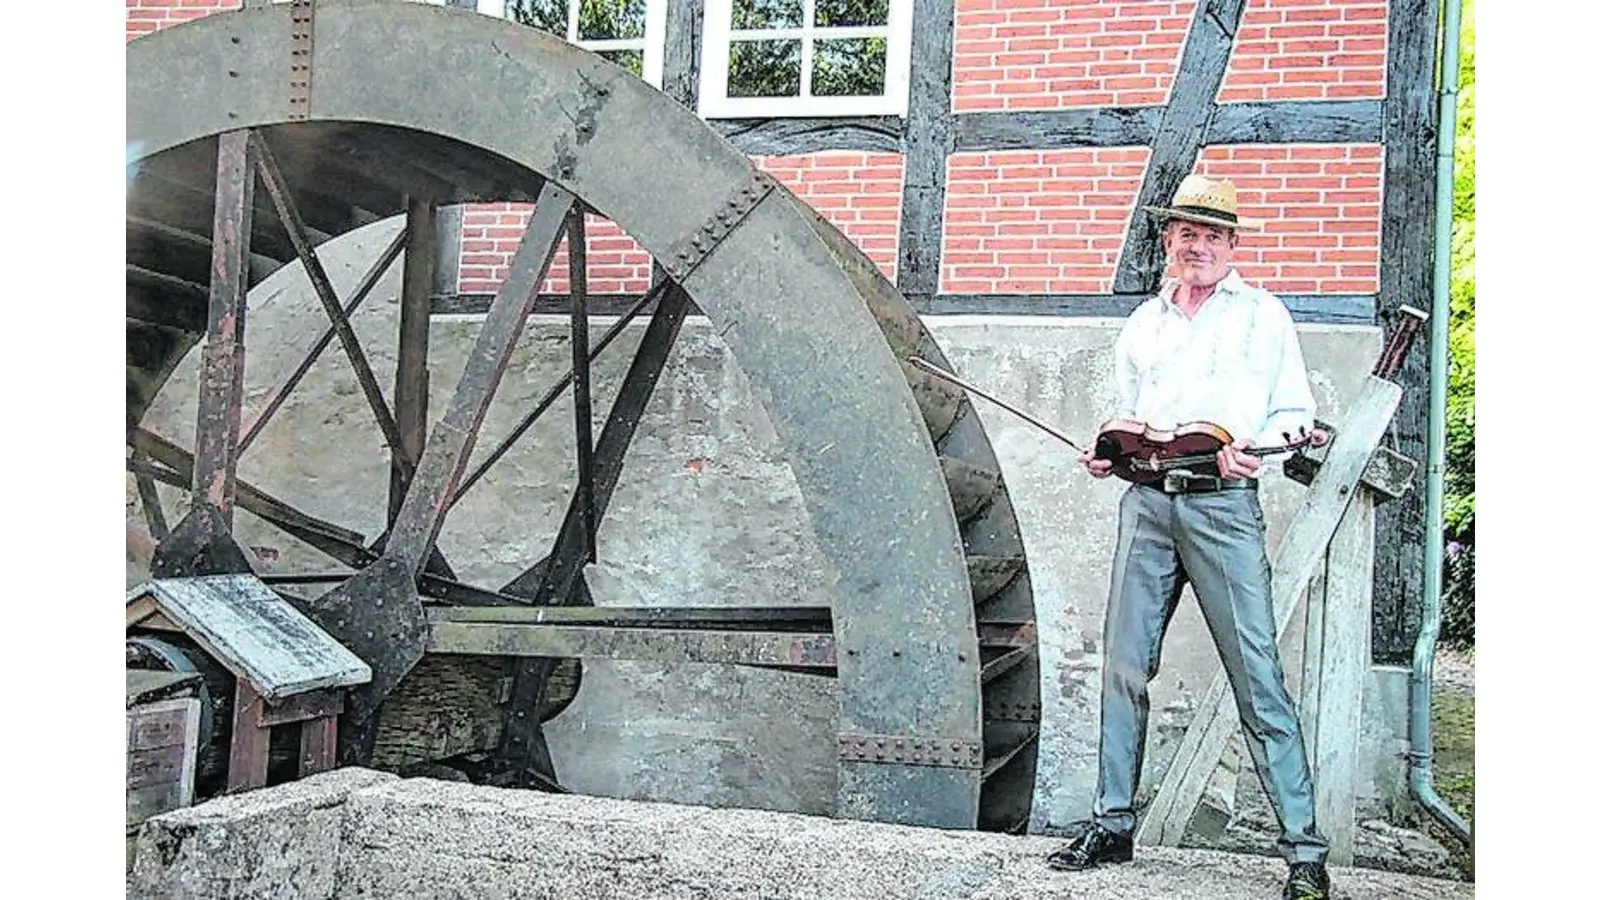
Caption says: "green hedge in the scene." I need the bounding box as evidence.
[1442,0,1475,647]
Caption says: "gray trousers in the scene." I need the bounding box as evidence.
[1091,483,1329,864]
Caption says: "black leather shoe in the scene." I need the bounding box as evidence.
[1045,821,1134,871]
[1283,862,1331,900]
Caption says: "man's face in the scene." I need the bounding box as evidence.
[1162,219,1237,287]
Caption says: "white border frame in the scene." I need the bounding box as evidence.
[698,0,913,118]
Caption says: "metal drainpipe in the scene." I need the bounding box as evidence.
[1410,0,1472,857]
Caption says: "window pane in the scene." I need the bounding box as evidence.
[506,0,567,36]
[812,37,887,97]
[814,0,889,28]
[732,0,803,30]
[578,0,647,41]
[596,47,645,78]
[727,39,801,98]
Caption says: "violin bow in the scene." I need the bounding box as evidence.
[907,357,1087,453]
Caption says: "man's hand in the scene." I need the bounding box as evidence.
[1079,449,1113,479]
[1216,438,1262,479]
[1308,427,1330,448]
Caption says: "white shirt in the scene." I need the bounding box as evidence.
[1112,269,1315,449]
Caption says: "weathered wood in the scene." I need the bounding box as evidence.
[227,680,269,792]
[1135,375,1403,847]
[392,197,437,523]
[429,621,839,670]
[953,107,1159,152]
[1204,100,1383,145]
[127,669,202,707]
[300,716,338,775]
[1373,0,1443,664]
[1298,491,1375,866]
[431,291,694,317]
[713,117,904,155]
[370,655,512,771]
[258,689,344,728]
[661,0,704,108]
[1285,438,1418,502]
[128,576,372,701]
[1112,0,1248,295]
[895,0,958,301]
[910,293,1376,325]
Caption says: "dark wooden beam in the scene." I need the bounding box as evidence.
[911,293,1374,325]
[1205,99,1383,145]
[1112,0,1249,295]
[896,0,959,302]
[712,117,904,155]
[1372,0,1442,666]
[953,107,1159,152]
[661,0,704,111]
[429,291,1371,326]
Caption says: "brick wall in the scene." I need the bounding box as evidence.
[127,0,1390,301]
[127,0,239,43]
[953,0,1197,112]
[943,148,1150,294]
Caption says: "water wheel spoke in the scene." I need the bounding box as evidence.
[449,279,668,510]
[567,206,597,567]
[250,130,412,476]
[383,182,577,573]
[389,198,438,523]
[236,223,409,456]
[502,281,693,604]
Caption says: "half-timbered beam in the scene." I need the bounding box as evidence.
[1373,0,1444,663]
[1113,0,1249,295]
[895,0,958,303]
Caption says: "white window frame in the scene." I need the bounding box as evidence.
[698,0,913,118]
[478,0,668,89]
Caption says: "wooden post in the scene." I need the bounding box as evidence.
[1136,375,1403,847]
[227,680,270,792]
[300,716,339,775]
[1298,490,1376,866]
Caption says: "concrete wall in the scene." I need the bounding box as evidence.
[129,768,1473,899]
[126,218,1398,843]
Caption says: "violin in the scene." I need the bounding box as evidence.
[1093,419,1315,485]
[906,356,1319,485]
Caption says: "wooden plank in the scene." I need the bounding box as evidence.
[661,0,704,110]
[1204,99,1383,145]
[1299,492,1376,866]
[910,293,1376,324]
[300,716,338,775]
[127,699,199,752]
[1285,439,1418,502]
[127,669,202,707]
[952,107,1159,151]
[259,688,344,727]
[1135,375,1403,847]
[1112,0,1248,295]
[895,0,958,302]
[713,117,902,155]
[1373,0,1443,665]
[126,697,198,827]
[227,680,270,792]
[129,575,371,700]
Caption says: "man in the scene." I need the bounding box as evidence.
[1045,174,1332,900]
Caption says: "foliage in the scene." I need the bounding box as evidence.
[1441,0,1475,647]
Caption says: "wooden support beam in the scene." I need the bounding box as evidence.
[1204,99,1383,145]
[1135,374,1403,847]
[1113,0,1248,295]
[1298,488,1376,866]
[428,621,839,670]
[661,0,704,111]
[952,107,1159,152]
[227,680,270,793]
[1372,0,1444,664]
[895,0,958,302]
[713,117,904,155]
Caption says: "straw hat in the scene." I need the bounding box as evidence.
[1145,174,1261,231]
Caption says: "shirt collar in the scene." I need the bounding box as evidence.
[1157,268,1245,311]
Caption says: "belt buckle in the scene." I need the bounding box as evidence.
[1163,471,1220,493]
